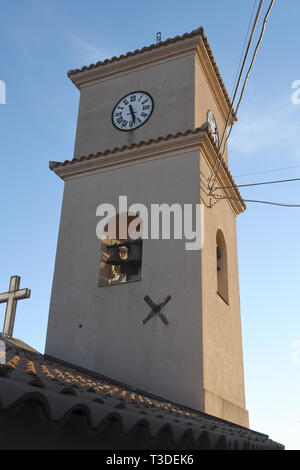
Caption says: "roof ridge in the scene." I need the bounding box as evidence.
[67,27,235,117]
[67,26,204,77]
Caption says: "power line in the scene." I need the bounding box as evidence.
[209,0,275,191]
[200,170,209,182]
[234,164,300,179]
[201,177,300,209]
[210,0,275,190]
[212,194,300,208]
[230,0,258,99]
[207,0,264,189]
[213,176,300,190]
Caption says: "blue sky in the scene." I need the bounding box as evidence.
[0,0,299,449]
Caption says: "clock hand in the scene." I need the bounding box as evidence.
[129,104,135,123]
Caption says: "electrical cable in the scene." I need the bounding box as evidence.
[213,176,300,190]
[207,0,264,188]
[209,0,275,191]
[234,164,300,179]
[212,194,300,208]
[230,0,258,99]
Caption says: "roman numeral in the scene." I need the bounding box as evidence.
[142,99,148,105]
[123,99,129,105]
[141,112,147,118]
[121,120,128,127]
[143,105,150,110]
[130,95,136,102]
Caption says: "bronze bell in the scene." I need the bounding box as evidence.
[124,240,142,276]
[127,242,142,264]
[105,245,124,266]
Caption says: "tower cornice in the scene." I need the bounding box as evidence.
[49,125,245,215]
[67,27,236,124]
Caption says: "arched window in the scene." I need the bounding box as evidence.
[216,229,229,304]
[99,212,142,286]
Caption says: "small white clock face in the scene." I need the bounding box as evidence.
[112,91,154,131]
[207,110,219,147]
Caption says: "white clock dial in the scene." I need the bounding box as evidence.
[207,110,219,147]
[112,91,154,131]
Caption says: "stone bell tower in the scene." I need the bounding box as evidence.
[45,27,249,427]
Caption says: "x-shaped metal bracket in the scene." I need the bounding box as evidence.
[143,295,172,325]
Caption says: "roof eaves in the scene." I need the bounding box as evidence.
[67,27,204,78]
[67,27,236,121]
[49,124,245,213]
[49,126,207,171]
[0,334,284,450]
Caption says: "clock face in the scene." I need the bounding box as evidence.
[112,91,154,131]
[207,110,219,147]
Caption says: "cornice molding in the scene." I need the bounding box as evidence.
[50,126,245,215]
[69,36,200,89]
[195,40,235,124]
[50,128,205,179]
[67,27,235,121]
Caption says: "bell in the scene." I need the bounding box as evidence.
[123,240,142,276]
[105,245,124,266]
[126,242,142,264]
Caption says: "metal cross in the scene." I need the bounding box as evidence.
[0,276,31,337]
[143,295,171,325]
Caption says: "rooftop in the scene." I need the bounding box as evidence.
[67,26,236,121]
[0,334,283,450]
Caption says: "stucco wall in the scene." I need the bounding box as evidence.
[194,56,229,163]
[46,149,204,410]
[47,39,247,424]
[200,156,248,427]
[73,54,195,158]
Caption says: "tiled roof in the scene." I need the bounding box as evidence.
[67,27,235,118]
[0,334,283,450]
[49,127,206,170]
[49,125,246,211]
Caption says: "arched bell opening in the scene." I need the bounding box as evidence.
[216,229,229,304]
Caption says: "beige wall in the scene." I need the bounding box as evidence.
[47,37,248,426]
[46,149,205,411]
[200,155,248,427]
[195,56,229,163]
[72,40,232,161]
[74,54,195,157]
[46,142,248,426]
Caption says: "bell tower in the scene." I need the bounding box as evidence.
[45,27,249,427]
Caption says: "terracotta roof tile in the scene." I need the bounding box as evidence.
[67,27,235,118]
[49,125,246,211]
[49,127,206,170]
[0,334,283,449]
[67,27,204,76]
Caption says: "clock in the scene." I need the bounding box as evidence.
[207,110,219,147]
[112,91,154,131]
